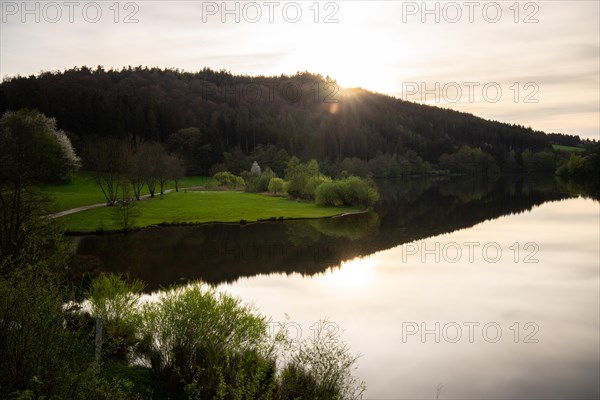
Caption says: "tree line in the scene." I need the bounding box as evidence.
[1,66,589,176]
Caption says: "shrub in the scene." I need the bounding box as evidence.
[314,181,342,206]
[137,283,273,397]
[285,158,322,199]
[268,177,286,194]
[0,266,88,397]
[315,176,379,208]
[278,320,366,400]
[245,167,277,193]
[304,175,331,200]
[88,273,145,361]
[213,171,244,188]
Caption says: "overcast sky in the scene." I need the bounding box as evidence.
[1,1,598,139]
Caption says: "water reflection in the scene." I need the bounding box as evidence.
[71,176,599,398]
[71,176,575,290]
[220,197,599,399]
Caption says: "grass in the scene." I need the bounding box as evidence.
[42,174,214,212]
[42,175,107,212]
[552,144,585,153]
[57,190,358,233]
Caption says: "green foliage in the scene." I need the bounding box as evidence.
[72,366,151,400]
[556,153,587,177]
[137,283,272,396]
[285,158,323,199]
[0,266,87,397]
[88,273,145,361]
[521,150,556,173]
[167,127,211,175]
[439,146,500,176]
[278,320,366,400]
[0,109,80,185]
[305,175,331,200]
[213,171,245,188]
[315,177,380,208]
[315,181,343,206]
[0,188,69,262]
[555,144,600,198]
[268,177,286,195]
[245,167,277,193]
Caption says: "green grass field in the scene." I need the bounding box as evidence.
[43,174,214,212]
[552,144,585,153]
[57,190,357,232]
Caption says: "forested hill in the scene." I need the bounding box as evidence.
[0,66,582,174]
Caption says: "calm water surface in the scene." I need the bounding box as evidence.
[220,197,599,399]
[73,178,600,399]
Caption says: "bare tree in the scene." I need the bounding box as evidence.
[140,142,166,198]
[157,153,185,195]
[127,144,147,201]
[111,180,140,232]
[85,137,129,205]
[171,156,186,192]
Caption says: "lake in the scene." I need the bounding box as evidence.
[71,176,600,399]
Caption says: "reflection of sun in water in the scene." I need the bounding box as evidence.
[318,256,376,291]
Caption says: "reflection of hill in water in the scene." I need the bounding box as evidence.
[71,176,573,290]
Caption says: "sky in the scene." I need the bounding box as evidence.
[1,0,599,139]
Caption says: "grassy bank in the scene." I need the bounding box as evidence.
[43,175,213,212]
[58,190,358,233]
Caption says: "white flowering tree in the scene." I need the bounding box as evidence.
[0,109,81,259]
[250,161,262,177]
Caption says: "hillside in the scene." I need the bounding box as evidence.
[0,66,582,175]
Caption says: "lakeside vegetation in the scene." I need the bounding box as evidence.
[58,190,359,233]
[0,109,366,399]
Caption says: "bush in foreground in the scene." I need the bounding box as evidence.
[87,274,366,399]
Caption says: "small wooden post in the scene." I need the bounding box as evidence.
[95,316,103,365]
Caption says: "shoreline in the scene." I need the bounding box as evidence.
[64,209,370,236]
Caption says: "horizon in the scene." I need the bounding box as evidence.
[2,64,596,141]
[1,1,598,139]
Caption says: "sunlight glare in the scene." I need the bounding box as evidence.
[318,255,377,291]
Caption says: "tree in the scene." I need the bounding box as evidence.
[171,156,186,192]
[127,144,147,201]
[111,181,140,232]
[250,161,262,177]
[140,142,167,198]
[0,109,80,260]
[268,177,286,194]
[213,171,244,188]
[167,127,210,175]
[157,153,183,196]
[285,158,322,199]
[85,137,129,205]
[0,109,80,185]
